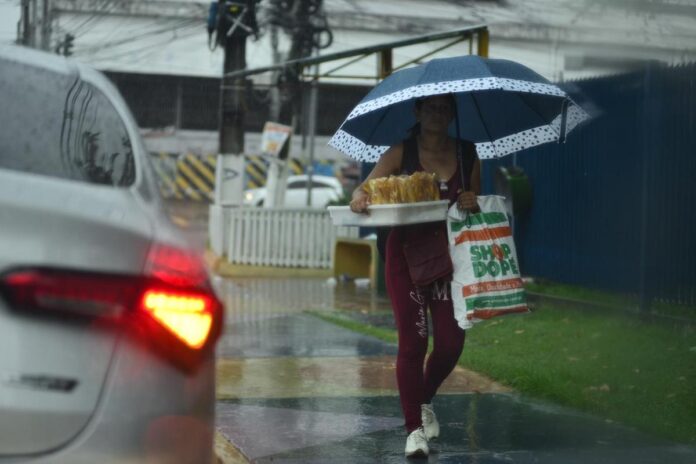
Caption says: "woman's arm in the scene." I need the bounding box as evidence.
[349,144,403,214]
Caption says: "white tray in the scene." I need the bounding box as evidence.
[327,200,449,227]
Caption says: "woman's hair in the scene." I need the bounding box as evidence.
[414,93,457,110]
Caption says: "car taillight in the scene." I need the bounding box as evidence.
[0,269,140,317]
[145,242,209,288]
[140,288,215,350]
[0,244,223,372]
[140,243,222,357]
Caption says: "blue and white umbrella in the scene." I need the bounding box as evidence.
[329,55,589,162]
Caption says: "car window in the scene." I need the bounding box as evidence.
[287,180,307,189]
[310,180,332,189]
[0,62,135,187]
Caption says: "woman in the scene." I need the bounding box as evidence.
[350,94,480,457]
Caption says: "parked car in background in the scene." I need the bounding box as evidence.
[243,174,344,207]
[0,45,222,463]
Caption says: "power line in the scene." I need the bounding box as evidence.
[76,18,200,55]
[84,27,201,64]
[56,0,111,30]
[84,23,201,63]
[83,16,165,50]
[71,0,117,38]
[114,29,205,64]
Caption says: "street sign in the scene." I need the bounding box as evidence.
[260,122,292,158]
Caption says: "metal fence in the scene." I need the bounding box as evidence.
[224,208,358,268]
[482,62,696,308]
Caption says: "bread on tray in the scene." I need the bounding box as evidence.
[363,172,440,205]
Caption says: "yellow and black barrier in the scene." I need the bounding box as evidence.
[150,153,334,202]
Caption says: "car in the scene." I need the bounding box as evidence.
[243,174,344,207]
[0,45,223,463]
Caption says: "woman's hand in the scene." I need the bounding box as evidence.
[350,188,370,215]
[457,190,479,213]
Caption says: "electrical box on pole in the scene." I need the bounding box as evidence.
[63,33,74,56]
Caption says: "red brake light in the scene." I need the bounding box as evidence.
[140,289,215,350]
[141,243,222,356]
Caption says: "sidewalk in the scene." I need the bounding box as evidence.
[212,277,696,463]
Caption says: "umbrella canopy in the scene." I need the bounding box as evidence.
[329,55,589,162]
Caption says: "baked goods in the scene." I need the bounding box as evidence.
[363,172,439,204]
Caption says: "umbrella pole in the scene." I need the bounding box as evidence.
[558,98,570,143]
[453,99,469,192]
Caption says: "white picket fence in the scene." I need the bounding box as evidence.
[225,207,358,268]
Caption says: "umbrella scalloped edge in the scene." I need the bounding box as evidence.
[345,78,567,121]
[476,103,590,159]
[329,102,590,162]
[328,129,390,162]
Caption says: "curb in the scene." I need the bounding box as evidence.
[214,430,250,464]
[205,250,333,278]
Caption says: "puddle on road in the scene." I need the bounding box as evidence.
[212,277,392,324]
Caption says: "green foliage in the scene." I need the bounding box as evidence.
[326,194,351,207]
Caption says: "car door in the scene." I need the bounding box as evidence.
[311,178,343,207]
[284,179,308,207]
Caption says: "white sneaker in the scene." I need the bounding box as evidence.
[421,403,440,440]
[404,427,429,457]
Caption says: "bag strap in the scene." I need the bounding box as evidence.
[459,140,476,192]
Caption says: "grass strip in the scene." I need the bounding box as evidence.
[462,304,695,444]
[309,311,397,344]
[310,305,696,444]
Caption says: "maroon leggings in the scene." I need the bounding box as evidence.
[385,230,466,433]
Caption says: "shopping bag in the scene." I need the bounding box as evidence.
[447,195,529,330]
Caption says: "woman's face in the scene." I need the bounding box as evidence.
[416,96,454,133]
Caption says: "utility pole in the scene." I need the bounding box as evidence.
[263,20,289,208]
[263,0,311,209]
[219,26,246,157]
[19,0,31,45]
[39,0,51,51]
[18,0,36,46]
[19,0,52,50]
[265,0,332,208]
[213,0,258,207]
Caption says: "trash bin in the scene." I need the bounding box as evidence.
[494,166,532,216]
[334,238,378,285]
